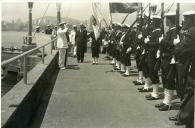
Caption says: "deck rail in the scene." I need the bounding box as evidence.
[1,38,57,84]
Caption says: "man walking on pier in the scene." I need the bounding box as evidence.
[57,22,69,69]
[76,24,88,63]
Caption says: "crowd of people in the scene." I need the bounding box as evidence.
[34,9,194,128]
[104,10,194,128]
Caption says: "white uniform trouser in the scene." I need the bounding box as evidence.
[124,66,130,75]
[71,45,77,55]
[121,64,125,72]
[163,89,174,105]
[144,77,152,89]
[73,46,77,55]
[151,83,160,98]
[58,48,66,68]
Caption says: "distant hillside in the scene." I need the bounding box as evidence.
[32,16,87,29]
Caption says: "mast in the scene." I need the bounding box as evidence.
[109,3,113,28]
[56,3,62,25]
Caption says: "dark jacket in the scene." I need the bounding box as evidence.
[76,29,88,52]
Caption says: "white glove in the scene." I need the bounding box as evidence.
[137,46,140,50]
[144,36,150,44]
[156,50,160,58]
[173,35,180,45]
[170,57,176,64]
[138,33,143,39]
[159,34,164,43]
[142,49,145,55]
[120,41,123,45]
[126,47,132,53]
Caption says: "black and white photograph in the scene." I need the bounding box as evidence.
[1,0,195,128]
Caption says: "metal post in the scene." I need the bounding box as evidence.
[23,56,27,84]
[56,3,62,25]
[50,41,53,55]
[42,47,45,64]
[28,2,33,44]
[176,3,180,36]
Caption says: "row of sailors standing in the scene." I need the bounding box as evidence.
[108,10,195,128]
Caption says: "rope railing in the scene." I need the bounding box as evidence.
[1,38,57,84]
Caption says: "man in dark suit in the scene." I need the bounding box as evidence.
[75,24,88,63]
[45,25,53,35]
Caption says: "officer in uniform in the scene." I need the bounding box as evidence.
[134,13,150,85]
[120,24,134,76]
[169,11,195,128]
[155,12,177,111]
[138,12,153,91]
[143,15,161,100]
[114,23,123,70]
[110,23,118,66]
[45,25,53,35]
[119,24,128,73]
[108,28,116,64]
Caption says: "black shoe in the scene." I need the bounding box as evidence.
[145,94,152,98]
[114,68,120,70]
[175,121,184,126]
[169,116,178,121]
[113,67,118,70]
[137,87,144,91]
[139,88,152,92]
[147,97,160,100]
[159,104,171,111]
[155,102,165,108]
[117,69,121,72]
[134,81,145,85]
[122,74,129,77]
[146,95,159,100]
[120,71,125,74]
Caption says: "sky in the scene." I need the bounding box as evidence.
[2,2,94,22]
[1,2,195,25]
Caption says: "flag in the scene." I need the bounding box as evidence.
[110,3,139,13]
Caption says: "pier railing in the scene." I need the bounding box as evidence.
[1,38,57,84]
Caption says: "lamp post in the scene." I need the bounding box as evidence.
[56,3,62,25]
[28,2,33,44]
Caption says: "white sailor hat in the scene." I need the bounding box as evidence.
[183,11,195,16]
[144,12,149,17]
[73,25,77,28]
[124,24,130,28]
[164,12,176,17]
[122,24,130,28]
[151,15,161,19]
[150,4,157,8]
[59,21,65,26]
[116,22,122,27]
[35,26,40,29]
